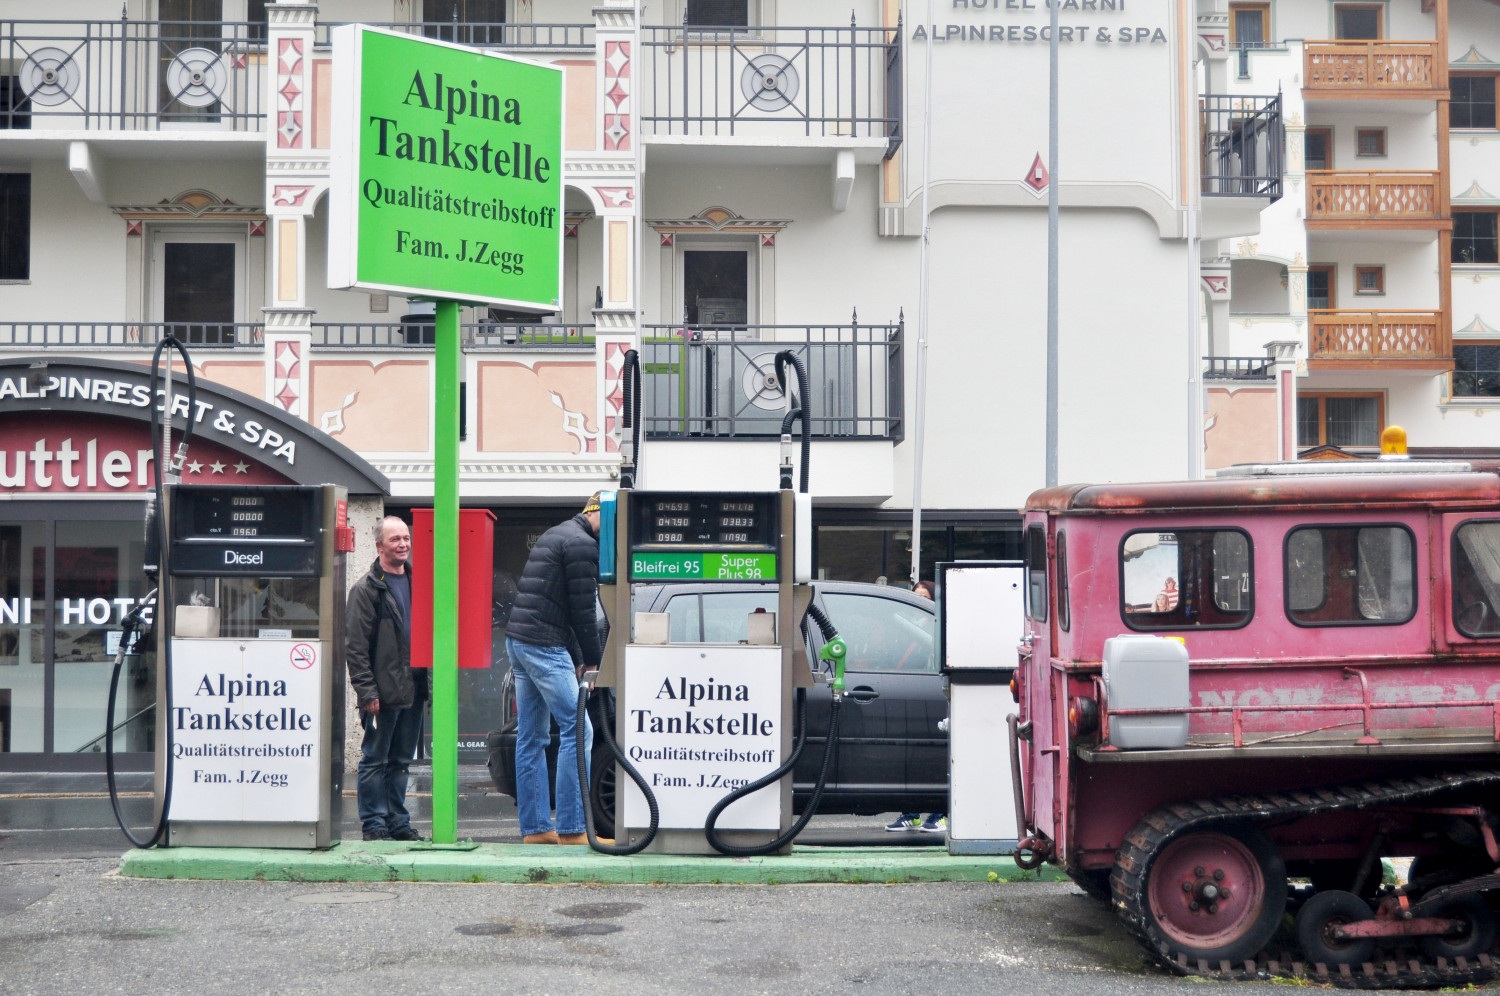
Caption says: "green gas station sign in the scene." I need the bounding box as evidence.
[632,552,779,582]
[329,25,563,309]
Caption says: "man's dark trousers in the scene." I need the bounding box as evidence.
[357,704,422,836]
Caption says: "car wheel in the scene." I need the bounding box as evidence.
[589,746,616,839]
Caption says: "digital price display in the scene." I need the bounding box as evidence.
[169,486,325,577]
[629,492,779,582]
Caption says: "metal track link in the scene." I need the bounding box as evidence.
[1108,766,1500,989]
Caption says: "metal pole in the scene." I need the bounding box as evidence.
[1186,56,1205,479]
[430,300,461,843]
[1045,0,1060,489]
[909,0,934,587]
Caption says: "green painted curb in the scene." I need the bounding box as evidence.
[119,842,1068,886]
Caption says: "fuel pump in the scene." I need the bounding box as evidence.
[157,483,352,848]
[587,348,844,856]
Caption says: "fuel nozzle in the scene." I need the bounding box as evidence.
[818,635,847,696]
[779,433,795,490]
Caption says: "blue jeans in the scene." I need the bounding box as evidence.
[507,638,592,837]
[356,702,422,835]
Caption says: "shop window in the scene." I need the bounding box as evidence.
[1452,343,1500,399]
[1451,74,1497,130]
[1355,127,1386,157]
[1454,211,1500,265]
[423,0,507,45]
[1451,521,1500,637]
[1025,524,1047,623]
[1333,4,1381,40]
[1354,265,1384,295]
[687,0,752,26]
[1307,264,1334,310]
[1286,525,1415,626]
[1297,393,1382,448]
[0,174,29,281]
[1304,128,1331,171]
[1121,529,1252,630]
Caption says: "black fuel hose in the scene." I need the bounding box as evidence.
[104,590,156,844]
[106,334,197,848]
[773,351,810,493]
[576,684,659,854]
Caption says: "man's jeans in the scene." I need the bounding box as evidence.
[356,702,422,836]
[506,638,593,837]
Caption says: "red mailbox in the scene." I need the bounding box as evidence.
[410,508,495,669]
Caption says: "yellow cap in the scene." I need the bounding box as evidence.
[582,490,603,515]
[1380,425,1408,456]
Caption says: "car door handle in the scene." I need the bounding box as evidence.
[845,686,879,702]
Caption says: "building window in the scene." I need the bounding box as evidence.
[1354,265,1384,295]
[1454,211,1500,265]
[423,0,507,44]
[1229,2,1269,76]
[1304,128,1331,171]
[0,76,30,130]
[1333,4,1382,40]
[687,0,751,26]
[1307,264,1335,310]
[1297,393,1383,448]
[0,173,29,281]
[1453,343,1500,399]
[1451,74,1497,130]
[1355,127,1386,157]
[247,0,267,42]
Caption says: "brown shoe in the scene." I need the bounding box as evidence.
[558,833,612,845]
[522,831,560,845]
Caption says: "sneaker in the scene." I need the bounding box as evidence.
[362,829,393,841]
[920,815,947,834]
[885,814,923,832]
[390,828,427,842]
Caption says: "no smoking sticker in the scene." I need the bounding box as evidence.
[291,643,317,670]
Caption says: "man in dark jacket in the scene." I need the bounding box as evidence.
[505,492,607,845]
[345,515,427,842]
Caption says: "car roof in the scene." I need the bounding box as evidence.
[633,580,933,612]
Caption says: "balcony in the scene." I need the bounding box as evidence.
[311,21,593,50]
[0,322,596,350]
[1303,41,1447,103]
[639,21,901,164]
[1204,356,1276,381]
[1307,310,1451,372]
[1200,94,1283,200]
[1306,170,1443,228]
[637,322,902,440]
[0,19,266,132]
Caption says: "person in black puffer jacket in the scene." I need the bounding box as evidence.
[505,492,608,845]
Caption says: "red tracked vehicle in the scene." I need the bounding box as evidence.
[1010,456,1500,986]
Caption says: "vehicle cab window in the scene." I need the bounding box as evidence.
[1451,521,1500,637]
[1121,528,1252,629]
[823,593,936,673]
[1285,525,1415,626]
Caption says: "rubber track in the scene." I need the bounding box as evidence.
[1107,766,1500,989]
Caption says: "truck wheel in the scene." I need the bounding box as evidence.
[1418,894,1496,961]
[1131,823,1287,964]
[1295,890,1375,966]
[588,748,616,839]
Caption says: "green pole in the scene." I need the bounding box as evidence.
[431,299,461,843]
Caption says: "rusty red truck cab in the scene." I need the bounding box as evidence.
[1013,461,1500,981]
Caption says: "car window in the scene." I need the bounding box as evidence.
[822,592,936,673]
[664,591,777,643]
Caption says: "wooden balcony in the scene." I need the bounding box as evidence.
[1304,41,1447,100]
[1308,310,1451,371]
[1306,171,1445,228]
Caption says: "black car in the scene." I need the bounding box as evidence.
[486,581,946,836]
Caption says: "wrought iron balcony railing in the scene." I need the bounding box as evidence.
[312,322,593,347]
[0,19,266,131]
[1200,93,1283,200]
[312,21,593,50]
[1304,40,1446,95]
[638,321,903,440]
[1204,356,1275,381]
[0,322,260,347]
[640,20,902,157]
[1308,310,1449,363]
[1306,170,1442,222]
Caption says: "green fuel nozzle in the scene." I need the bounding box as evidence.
[818,636,848,694]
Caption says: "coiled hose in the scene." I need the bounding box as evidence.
[576,683,659,854]
[774,351,810,493]
[620,349,642,488]
[702,602,844,856]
